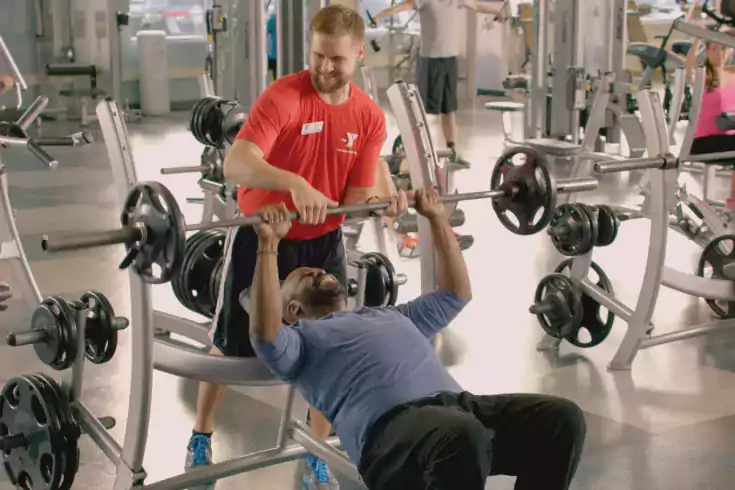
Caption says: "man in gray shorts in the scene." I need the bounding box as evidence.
[372,0,506,169]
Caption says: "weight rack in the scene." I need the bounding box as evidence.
[540,49,735,370]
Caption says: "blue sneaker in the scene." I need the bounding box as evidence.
[185,434,215,489]
[301,454,340,489]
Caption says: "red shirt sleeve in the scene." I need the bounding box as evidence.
[347,110,386,188]
[236,82,296,157]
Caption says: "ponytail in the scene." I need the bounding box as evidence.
[705,57,721,92]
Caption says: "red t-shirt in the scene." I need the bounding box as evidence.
[236,70,387,240]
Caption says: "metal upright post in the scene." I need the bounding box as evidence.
[528,0,549,138]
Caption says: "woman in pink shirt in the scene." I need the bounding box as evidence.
[686,25,735,208]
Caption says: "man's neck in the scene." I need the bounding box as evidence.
[318,83,351,106]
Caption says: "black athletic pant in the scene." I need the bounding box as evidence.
[358,392,586,490]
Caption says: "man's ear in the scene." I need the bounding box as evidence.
[287,300,303,323]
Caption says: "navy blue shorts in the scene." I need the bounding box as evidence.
[212,226,346,358]
[416,56,459,115]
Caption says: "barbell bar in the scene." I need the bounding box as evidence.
[42,177,598,253]
[39,146,600,284]
[594,153,678,174]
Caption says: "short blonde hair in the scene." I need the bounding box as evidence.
[310,5,365,41]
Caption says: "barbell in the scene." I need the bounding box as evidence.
[40,146,598,284]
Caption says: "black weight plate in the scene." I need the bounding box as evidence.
[121,182,186,284]
[189,97,212,146]
[31,305,63,368]
[177,231,210,312]
[29,374,79,490]
[578,204,599,252]
[182,230,221,315]
[697,234,735,318]
[548,204,594,256]
[0,376,64,490]
[80,291,118,364]
[221,105,247,147]
[490,146,557,235]
[52,298,79,372]
[209,256,225,309]
[555,259,616,348]
[602,205,620,246]
[392,134,404,158]
[361,255,387,307]
[40,298,72,371]
[532,274,583,338]
[187,231,226,317]
[594,205,617,247]
[363,252,400,307]
[24,375,67,490]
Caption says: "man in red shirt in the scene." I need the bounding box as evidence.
[186,6,406,489]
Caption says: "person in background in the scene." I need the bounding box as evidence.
[370,0,507,170]
[267,11,278,81]
[684,2,735,211]
[0,75,14,95]
[0,282,11,311]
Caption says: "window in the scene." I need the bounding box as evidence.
[129,0,207,39]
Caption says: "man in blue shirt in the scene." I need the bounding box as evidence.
[249,188,586,490]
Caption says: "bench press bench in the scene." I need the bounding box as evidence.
[45,63,106,126]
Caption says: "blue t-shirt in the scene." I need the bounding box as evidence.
[252,288,466,465]
[267,13,277,61]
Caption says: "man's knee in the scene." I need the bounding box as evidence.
[431,415,492,480]
[546,397,587,447]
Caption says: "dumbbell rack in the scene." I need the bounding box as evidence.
[0,95,94,308]
[540,81,735,371]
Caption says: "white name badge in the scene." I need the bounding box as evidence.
[301,121,324,135]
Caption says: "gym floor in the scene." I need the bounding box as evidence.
[2,100,735,490]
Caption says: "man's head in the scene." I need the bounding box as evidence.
[308,5,366,94]
[281,267,346,323]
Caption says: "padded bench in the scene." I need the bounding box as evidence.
[45,64,104,126]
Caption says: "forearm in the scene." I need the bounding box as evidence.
[249,239,284,344]
[429,216,471,301]
[373,1,413,22]
[465,0,503,15]
[224,146,303,192]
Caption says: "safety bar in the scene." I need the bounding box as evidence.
[160,164,209,175]
[199,178,225,194]
[0,131,93,168]
[673,18,735,49]
[594,155,678,174]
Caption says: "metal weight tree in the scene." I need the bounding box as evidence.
[0,34,92,308]
[536,14,735,370]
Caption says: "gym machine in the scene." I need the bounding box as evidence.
[0,35,93,310]
[532,19,735,370]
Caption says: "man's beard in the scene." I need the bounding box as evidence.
[301,274,346,311]
[310,70,348,94]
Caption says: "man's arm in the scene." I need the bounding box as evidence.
[372,0,415,23]
[393,189,471,337]
[249,204,305,379]
[463,0,507,20]
[224,139,308,192]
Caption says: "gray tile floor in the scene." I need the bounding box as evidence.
[3,100,735,490]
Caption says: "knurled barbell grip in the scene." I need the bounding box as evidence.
[6,329,47,347]
[42,227,141,253]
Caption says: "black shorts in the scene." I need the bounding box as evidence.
[358,392,586,490]
[416,56,459,115]
[690,134,735,160]
[211,226,346,358]
[268,58,277,80]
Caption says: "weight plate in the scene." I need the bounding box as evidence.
[31,305,63,369]
[579,204,599,252]
[183,230,221,314]
[52,298,79,372]
[179,231,215,312]
[362,252,400,307]
[361,255,387,307]
[187,230,226,317]
[172,232,205,311]
[697,234,735,318]
[555,259,616,348]
[391,134,404,158]
[121,182,186,284]
[0,375,64,490]
[221,105,247,147]
[38,298,74,371]
[547,204,594,256]
[594,205,618,247]
[532,274,583,338]
[28,374,79,490]
[80,291,118,364]
[490,146,557,235]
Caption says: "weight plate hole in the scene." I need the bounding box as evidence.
[151,263,163,279]
[40,453,54,483]
[503,211,519,229]
[18,471,32,490]
[598,306,612,324]
[702,261,715,279]
[508,153,527,166]
[31,395,48,426]
[533,207,546,226]
[577,328,592,345]
[5,383,20,408]
[717,238,735,256]
[533,167,548,193]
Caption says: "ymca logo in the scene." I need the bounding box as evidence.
[342,132,358,148]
